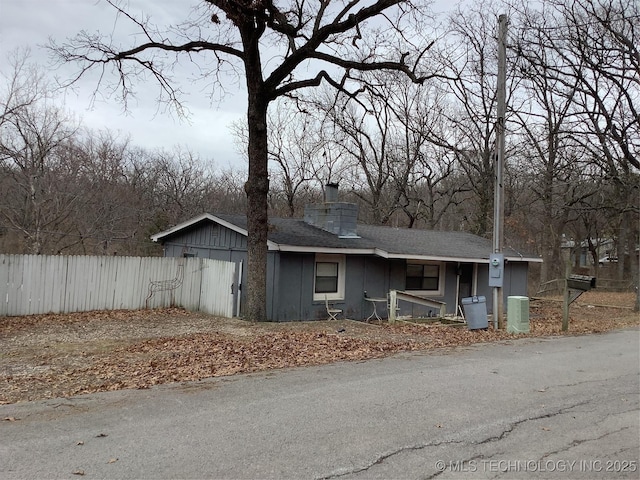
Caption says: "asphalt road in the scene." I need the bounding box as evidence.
[1,328,639,479]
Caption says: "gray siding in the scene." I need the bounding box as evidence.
[276,253,305,321]
[273,255,472,321]
[163,223,247,259]
[275,254,395,321]
[159,221,530,321]
[506,262,529,296]
[475,262,529,313]
[266,252,278,320]
[346,255,390,319]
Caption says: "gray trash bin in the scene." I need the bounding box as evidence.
[461,296,488,330]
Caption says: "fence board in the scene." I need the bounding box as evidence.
[200,260,236,317]
[6,256,18,314]
[0,255,235,318]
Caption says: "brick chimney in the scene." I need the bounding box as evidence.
[303,183,359,238]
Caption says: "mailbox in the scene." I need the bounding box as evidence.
[567,274,596,291]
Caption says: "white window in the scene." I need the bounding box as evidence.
[314,254,346,301]
[405,262,444,295]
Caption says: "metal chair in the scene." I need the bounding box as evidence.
[325,295,342,321]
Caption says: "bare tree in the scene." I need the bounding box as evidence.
[298,69,463,229]
[557,0,639,294]
[52,0,434,321]
[381,73,462,228]
[514,0,639,300]
[232,100,325,217]
[316,83,398,224]
[50,132,129,254]
[0,51,80,254]
[204,165,249,215]
[0,49,45,129]
[267,102,327,217]
[434,1,521,236]
[510,4,596,283]
[151,146,213,221]
[72,133,168,255]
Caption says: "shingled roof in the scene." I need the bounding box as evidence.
[151,213,541,263]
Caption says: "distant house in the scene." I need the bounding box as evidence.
[151,186,541,321]
[561,236,622,268]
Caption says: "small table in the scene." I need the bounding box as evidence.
[365,297,387,322]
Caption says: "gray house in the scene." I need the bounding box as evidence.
[151,191,541,321]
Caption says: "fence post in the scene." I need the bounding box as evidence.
[389,290,397,323]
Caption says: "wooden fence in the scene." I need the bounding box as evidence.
[0,254,236,317]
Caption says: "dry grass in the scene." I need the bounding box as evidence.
[1,292,637,404]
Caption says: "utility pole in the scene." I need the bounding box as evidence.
[493,14,507,329]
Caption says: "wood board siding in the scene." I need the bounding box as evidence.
[162,223,247,257]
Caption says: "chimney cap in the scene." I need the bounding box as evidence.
[325,182,339,202]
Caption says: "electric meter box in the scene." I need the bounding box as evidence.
[488,253,504,287]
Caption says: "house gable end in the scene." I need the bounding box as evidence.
[151,215,247,253]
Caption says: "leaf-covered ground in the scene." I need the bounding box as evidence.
[1,292,637,404]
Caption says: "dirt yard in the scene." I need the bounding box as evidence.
[1,292,637,405]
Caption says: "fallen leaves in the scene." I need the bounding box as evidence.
[67,330,432,394]
[0,294,637,404]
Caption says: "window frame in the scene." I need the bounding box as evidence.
[404,261,444,296]
[313,254,346,301]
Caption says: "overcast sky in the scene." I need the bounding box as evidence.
[0,0,457,169]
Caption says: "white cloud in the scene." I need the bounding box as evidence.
[1,0,457,168]
[0,0,246,167]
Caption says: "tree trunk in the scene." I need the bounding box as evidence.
[242,23,270,322]
[628,226,639,312]
[622,209,639,311]
[244,100,269,321]
[616,213,626,282]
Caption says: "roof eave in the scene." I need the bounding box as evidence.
[384,253,541,263]
[150,212,215,242]
[270,245,542,263]
[270,245,377,255]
